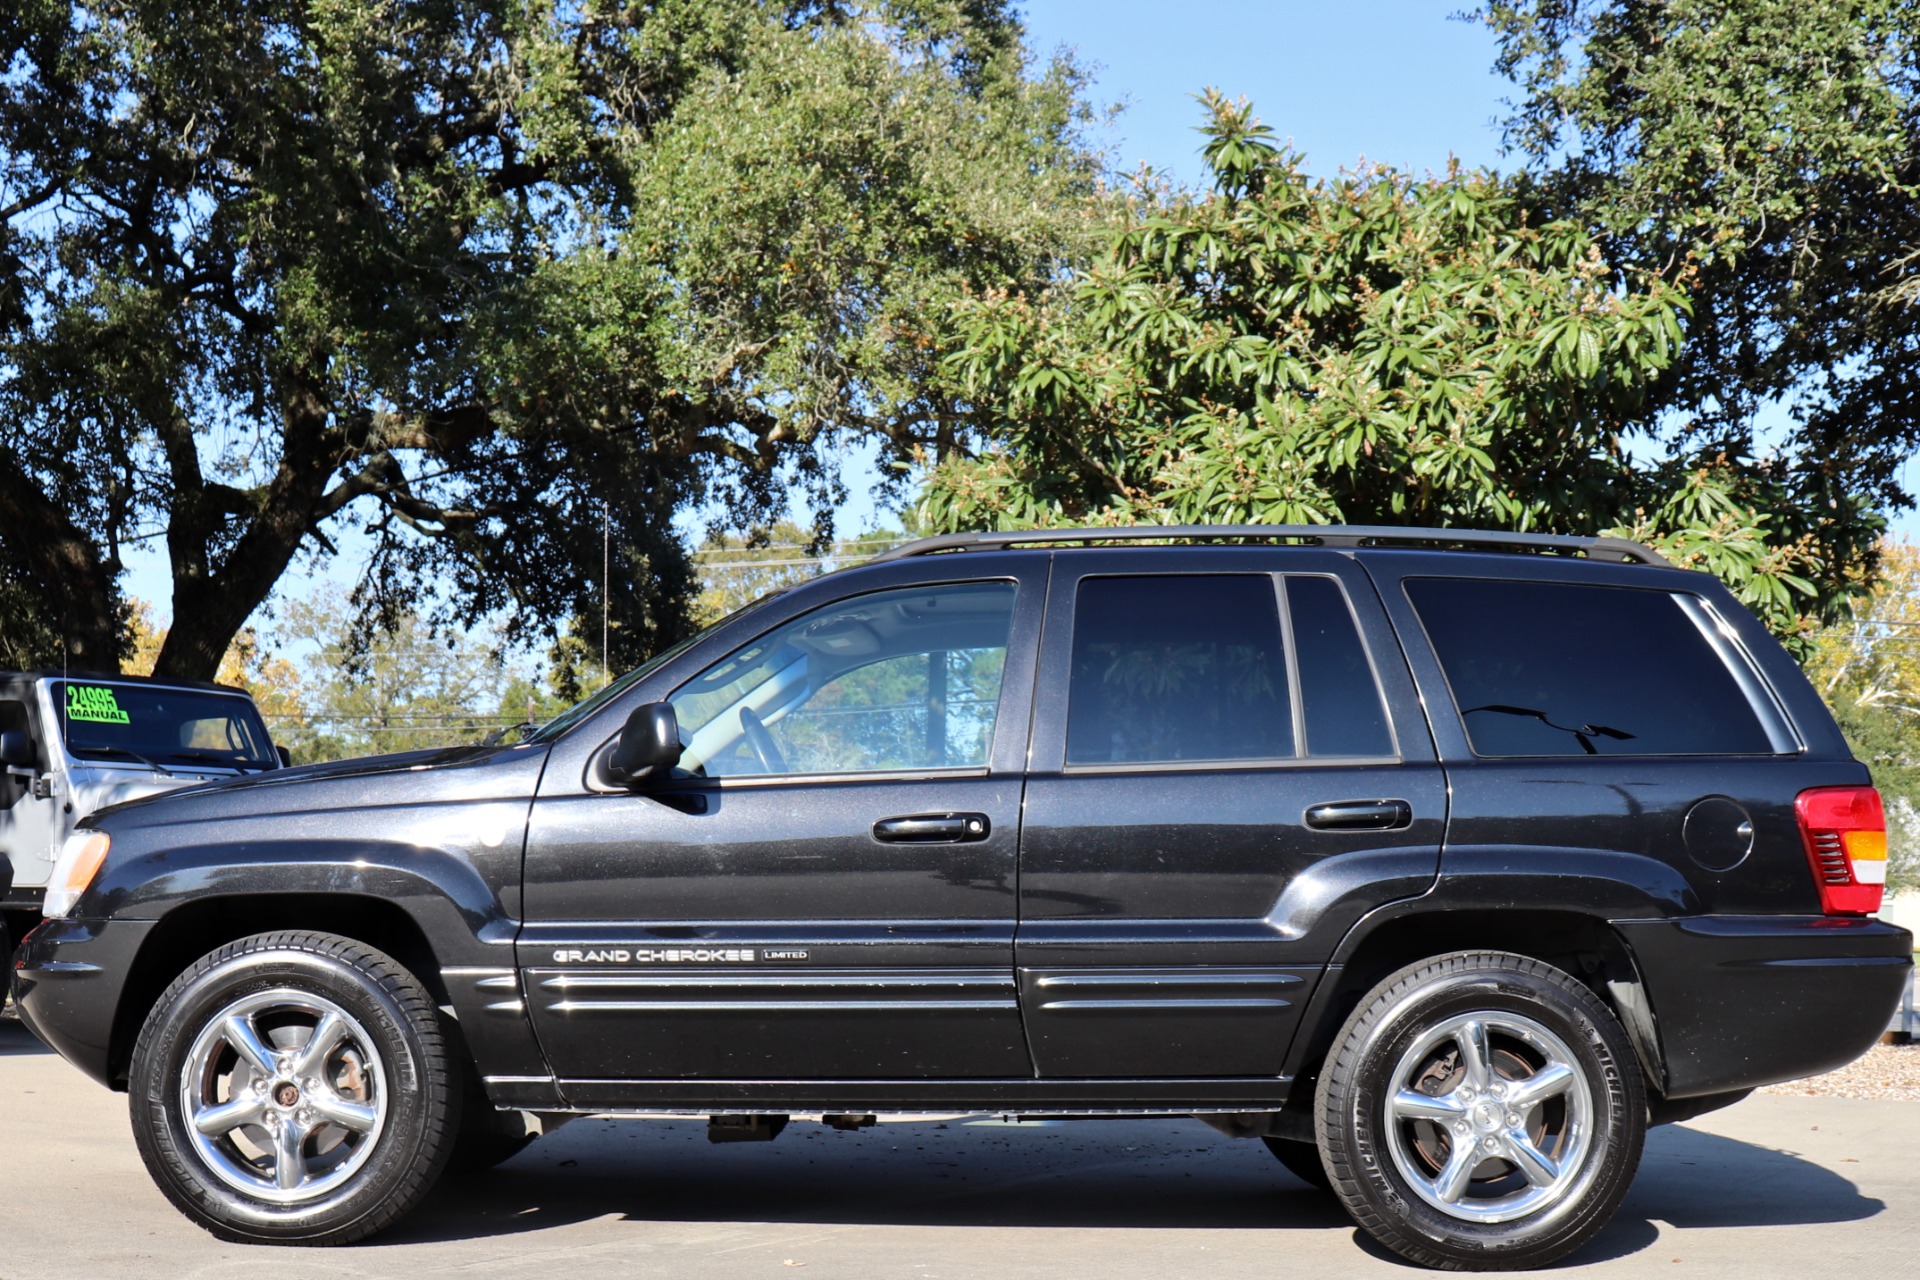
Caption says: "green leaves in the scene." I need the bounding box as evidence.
[1481,0,1917,631]
[1,0,1098,675]
[923,97,1680,541]
[917,90,1852,640]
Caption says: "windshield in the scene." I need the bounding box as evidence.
[525,591,792,745]
[55,680,277,771]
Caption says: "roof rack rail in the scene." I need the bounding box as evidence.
[865,524,1671,567]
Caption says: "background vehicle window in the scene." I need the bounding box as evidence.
[1287,576,1394,757]
[54,681,276,769]
[1405,578,1775,757]
[1066,575,1291,765]
[671,582,1016,777]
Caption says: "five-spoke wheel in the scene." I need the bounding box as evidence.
[129,932,457,1244]
[181,990,388,1202]
[1383,1011,1591,1223]
[1316,952,1644,1270]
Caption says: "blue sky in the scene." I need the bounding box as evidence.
[1021,0,1511,184]
[122,2,1915,624]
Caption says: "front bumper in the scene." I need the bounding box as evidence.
[11,916,154,1089]
[1617,914,1913,1099]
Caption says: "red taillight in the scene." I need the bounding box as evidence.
[1795,786,1888,916]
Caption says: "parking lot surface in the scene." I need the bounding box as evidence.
[3,1016,1915,1279]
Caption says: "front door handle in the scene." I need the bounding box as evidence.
[1303,799,1413,831]
[872,813,992,844]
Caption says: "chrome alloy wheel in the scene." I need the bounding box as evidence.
[1382,1011,1593,1224]
[179,988,388,1204]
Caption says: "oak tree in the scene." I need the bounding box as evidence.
[0,0,1093,676]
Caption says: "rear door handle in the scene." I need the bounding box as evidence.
[872,813,992,844]
[1303,799,1413,831]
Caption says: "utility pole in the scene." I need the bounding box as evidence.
[601,502,610,689]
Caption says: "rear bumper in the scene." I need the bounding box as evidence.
[1616,914,1913,1099]
[10,915,152,1088]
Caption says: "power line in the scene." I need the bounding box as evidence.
[692,538,902,554]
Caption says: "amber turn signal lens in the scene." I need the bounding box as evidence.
[43,831,110,918]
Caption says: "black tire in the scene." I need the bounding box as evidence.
[1261,1136,1334,1191]
[128,931,459,1245]
[1316,951,1645,1271]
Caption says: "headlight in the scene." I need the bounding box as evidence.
[43,831,110,918]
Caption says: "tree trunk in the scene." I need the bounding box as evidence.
[152,380,346,681]
[0,453,123,670]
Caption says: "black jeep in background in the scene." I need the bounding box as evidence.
[11,526,1912,1269]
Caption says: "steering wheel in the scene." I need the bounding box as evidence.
[738,706,788,775]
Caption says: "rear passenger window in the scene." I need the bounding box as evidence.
[1067,576,1291,765]
[1287,576,1394,757]
[1405,578,1776,757]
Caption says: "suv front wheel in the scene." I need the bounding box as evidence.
[1316,951,1645,1270]
[128,931,458,1244]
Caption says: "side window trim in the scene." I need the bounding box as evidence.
[1274,576,1310,757]
[1281,573,1402,760]
[1675,594,1803,754]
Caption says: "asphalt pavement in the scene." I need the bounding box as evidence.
[2,1015,1915,1279]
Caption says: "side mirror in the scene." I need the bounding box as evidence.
[274,744,293,768]
[0,729,33,770]
[605,702,683,787]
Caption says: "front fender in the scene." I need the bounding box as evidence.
[40,789,544,1089]
[85,793,532,959]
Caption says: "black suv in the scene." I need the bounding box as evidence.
[12,526,1912,1269]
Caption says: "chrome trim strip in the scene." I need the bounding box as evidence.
[1031,971,1303,989]
[538,1105,1281,1117]
[549,998,1018,1013]
[23,960,102,974]
[1038,997,1293,1011]
[537,971,1013,991]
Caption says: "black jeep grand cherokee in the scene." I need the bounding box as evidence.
[12,526,1912,1269]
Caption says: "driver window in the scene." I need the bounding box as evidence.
[669,581,1018,778]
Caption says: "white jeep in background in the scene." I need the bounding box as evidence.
[0,670,283,953]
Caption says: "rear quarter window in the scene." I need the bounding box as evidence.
[1405,578,1778,757]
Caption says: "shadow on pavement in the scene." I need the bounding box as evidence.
[1548,1121,1881,1271]
[0,1014,50,1056]
[383,1112,1882,1259]
[1620,1121,1883,1230]
[390,1116,1355,1244]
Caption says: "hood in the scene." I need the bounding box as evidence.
[86,742,554,830]
[67,762,241,822]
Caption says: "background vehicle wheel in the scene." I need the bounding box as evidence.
[128,931,459,1245]
[1261,1136,1333,1191]
[1316,951,1645,1270]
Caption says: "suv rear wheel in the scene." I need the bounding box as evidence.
[1316,951,1645,1270]
[127,931,457,1244]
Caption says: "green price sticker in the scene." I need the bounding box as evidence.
[67,684,131,725]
